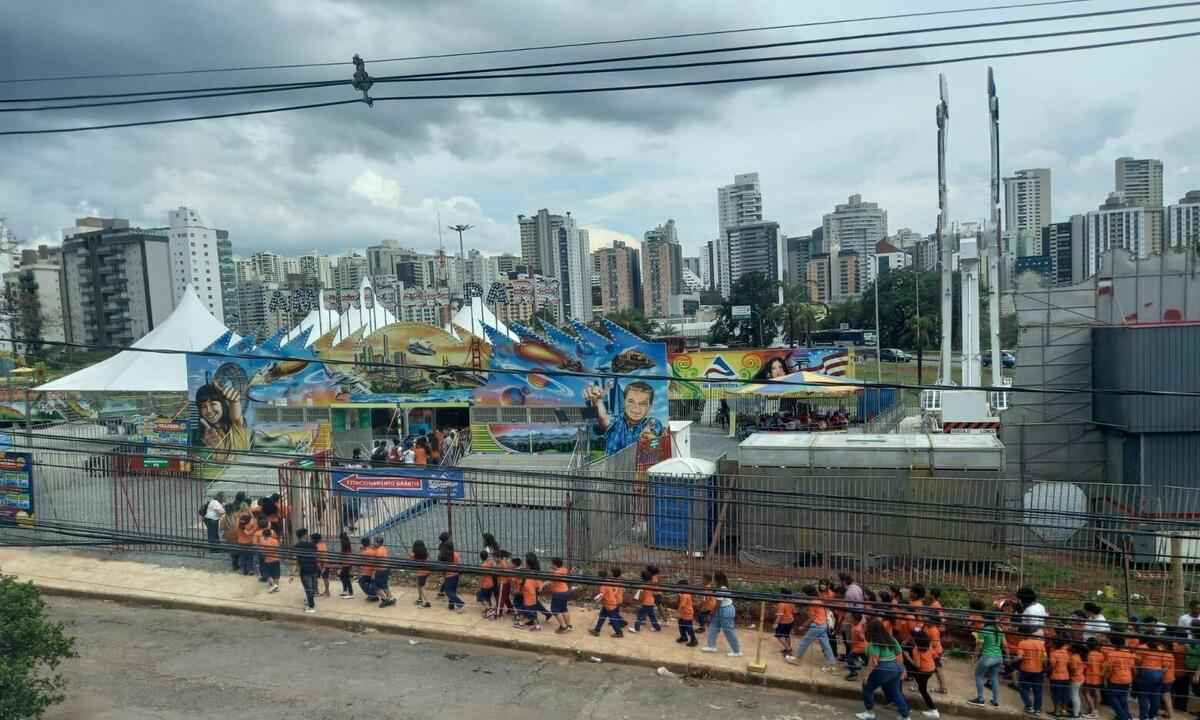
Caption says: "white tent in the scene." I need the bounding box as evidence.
[37,285,237,393]
[449,296,517,341]
[330,276,396,344]
[283,289,341,347]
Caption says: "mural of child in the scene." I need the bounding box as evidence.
[584,380,662,455]
[195,381,251,464]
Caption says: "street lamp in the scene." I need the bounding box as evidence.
[448,224,475,332]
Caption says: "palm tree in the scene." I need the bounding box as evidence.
[778,282,818,347]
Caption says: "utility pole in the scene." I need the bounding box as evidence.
[874,254,882,384]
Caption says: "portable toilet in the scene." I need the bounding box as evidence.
[646,457,716,553]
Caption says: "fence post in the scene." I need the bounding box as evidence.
[1172,534,1185,613]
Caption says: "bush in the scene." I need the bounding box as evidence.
[0,576,77,719]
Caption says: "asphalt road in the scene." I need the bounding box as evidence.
[45,596,863,720]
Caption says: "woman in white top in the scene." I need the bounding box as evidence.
[700,571,742,657]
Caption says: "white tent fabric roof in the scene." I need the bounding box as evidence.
[284,290,340,347]
[331,276,396,344]
[37,285,237,393]
[449,296,517,340]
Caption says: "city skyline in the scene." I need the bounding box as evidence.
[3,2,1199,261]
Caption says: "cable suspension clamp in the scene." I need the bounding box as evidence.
[352,54,374,107]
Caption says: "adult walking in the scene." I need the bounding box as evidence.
[202,492,226,552]
[292,528,320,614]
[700,571,742,657]
[856,619,911,720]
[967,599,1005,708]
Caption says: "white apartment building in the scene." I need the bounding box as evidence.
[717,173,763,232]
[168,207,225,319]
[1085,193,1147,278]
[252,250,283,284]
[1166,191,1200,249]
[822,194,888,293]
[1003,169,1052,242]
[1115,157,1164,254]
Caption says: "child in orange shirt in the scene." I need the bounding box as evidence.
[517,553,545,631]
[631,569,661,633]
[675,580,697,647]
[846,613,868,681]
[904,629,940,718]
[589,567,625,638]
[259,528,281,592]
[697,574,716,633]
[508,556,525,617]
[548,557,572,633]
[1084,636,1106,718]
[477,550,496,614]
[774,588,796,659]
[1104,629,1136,720]
[1048,637,1072,718]
[1017,624,1048,714]
[1068,642,1086,719]
[790,584,837,670]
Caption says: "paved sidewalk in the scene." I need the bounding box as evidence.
[0,548,1024,717]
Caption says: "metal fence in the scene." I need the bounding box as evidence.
[8,427,1200,615]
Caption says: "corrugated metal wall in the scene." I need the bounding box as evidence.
[1093,325,1200,432]
[1141,433,1200,494]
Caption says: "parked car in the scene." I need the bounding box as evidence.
[981,350,1016,368]
[879,348,913,363]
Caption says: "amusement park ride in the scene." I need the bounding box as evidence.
[920,69,1010,434]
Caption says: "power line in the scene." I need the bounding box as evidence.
[6,330,1200,399]
[7,16,1198,114]
[0,0,1096,85]
[2,2,1188,105]
[2,29,1194,137]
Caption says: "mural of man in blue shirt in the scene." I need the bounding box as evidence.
[584,380,662,454]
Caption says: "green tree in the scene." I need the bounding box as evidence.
[698,289,724,306]
[708,272,780,346]
[602,309,658,339]
[777,282,819,347]
[0,576,77,719]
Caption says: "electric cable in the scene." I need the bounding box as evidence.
[0,0,1098,85]
[6,15,1197,113]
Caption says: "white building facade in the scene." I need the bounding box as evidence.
[1085,193,1147,278]
[1166,191,1200,250]
[168,207,225,320]
[717,173,763,232]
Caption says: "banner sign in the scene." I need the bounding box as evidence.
[331,465,465,499]
[0,451,34,519]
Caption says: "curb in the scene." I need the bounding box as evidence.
[36,582,1019,719]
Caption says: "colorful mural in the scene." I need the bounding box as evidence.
[475,319,669,456]
[186,333,352,477]
[669,347,853,399]
[319,321,490,394]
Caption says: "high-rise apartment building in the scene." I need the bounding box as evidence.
[298,251,334,288]
[496,253,522,277]
[252,251,283,284]
[700,239,726,295]
[1166,190,1200,250]
[1041,217,1086,286]
[786,235,812,288]
[216,230,237,328]
[822,194,887,294]
[641,220,683,318]
[1115,157,1164,254]
[518,209,567,276]
[595,241,642,315]
[717,173,763,232]
[682,256,700,278]
[2,247,68,355]
[60,218,174,346]
[1003,169,1052,246]
[335,253,368,290]
[1084,192,1147,278]
[726,221,783,287]
[465,249,501,287]
[167,207,226,321]
[833,252,861,303]
[518,210,589,320]
[806,254,831,304]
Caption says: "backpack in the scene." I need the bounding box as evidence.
[198,499,210,518]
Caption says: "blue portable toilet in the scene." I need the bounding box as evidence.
[647,457,716,552]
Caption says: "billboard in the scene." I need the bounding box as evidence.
[331,465,465,500]
[0,451,33,519]
[669,347,853,399]
[322,322,490,394]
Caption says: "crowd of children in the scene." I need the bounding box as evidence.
[222,518,1200,720]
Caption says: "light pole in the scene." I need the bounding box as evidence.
[874,254,882,384]
[448,224,474,333]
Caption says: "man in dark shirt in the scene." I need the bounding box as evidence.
[292,528,320,613]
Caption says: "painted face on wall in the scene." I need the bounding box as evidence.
[623,386,652,424]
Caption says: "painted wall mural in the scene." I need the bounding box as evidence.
[669,347,853,400]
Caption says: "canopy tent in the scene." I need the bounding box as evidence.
[725,370,862,399]
[283,290,340,347]
[448,296,517,341]
[330,276,396,344]
[36,285,237,393]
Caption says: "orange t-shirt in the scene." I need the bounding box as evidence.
[776,602,796,624]
[677,593,695,621]
[924,625,943,656]
[508,572,522,593]
[260,536,280,563]
[1018,638,1046,673]
[236,520,255,544]
[1139,648,1167,671]
[913,647,937,673]
[1164,652,1177,684]
[372,546,389,573]
[1049,648,1071,680]
[445,551,461,578]
[640,586,656,607]
[1174,643,1189,674]
[1085,650,1106,685]
[851,621,868,653]
[522,578,542,607]
[701,584,717,612]
[414,447,428,465]
[1069,653,1086,683]
[1107,649,1135,684]
[808,603,827,626]
[315,541,328,570]
[480,559,495,589]
[601,584,622,611]
[550,566,569,594]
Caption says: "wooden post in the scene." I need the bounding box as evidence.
[1172,534,1186,614]
[748,600,767,673]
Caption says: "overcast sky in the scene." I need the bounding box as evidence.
[2,0,1197,259]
